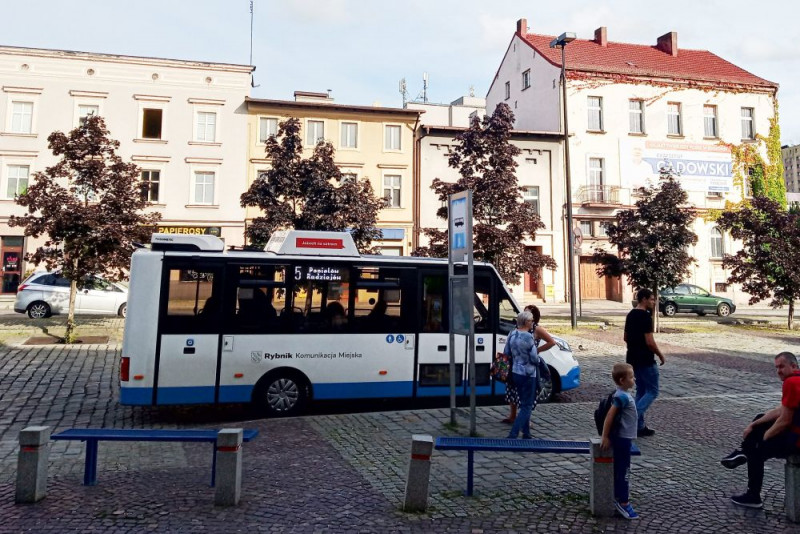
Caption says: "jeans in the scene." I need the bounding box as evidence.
[508,373,535,439]
[741,414,800,496]
[634,363,659,430]
[612,436,632,503]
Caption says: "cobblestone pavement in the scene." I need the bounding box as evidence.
[0,320,799,532]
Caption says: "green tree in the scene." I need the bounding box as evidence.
[9,116,161,342]
[414,103,556,285]
[717,196,800,329]
[241,117,385,252]
[592,166,697,330]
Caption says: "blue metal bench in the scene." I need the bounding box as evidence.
[435,437,641,496]
[51,428,259,487]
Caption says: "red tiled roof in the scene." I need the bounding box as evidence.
[520,33,778,90]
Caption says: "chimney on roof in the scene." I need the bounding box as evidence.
[294,90,334,103]
[516,18,528,34]
[594,27,608,47]
[656,31,678,57]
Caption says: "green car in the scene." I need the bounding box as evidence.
[659,284,736,317]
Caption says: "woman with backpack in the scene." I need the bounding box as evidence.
[506,310,550,439]
[502,305,556,424]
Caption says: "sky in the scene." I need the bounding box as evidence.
[4,0,800,143]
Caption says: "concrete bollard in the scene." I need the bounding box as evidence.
[786,455,800,522]
[214,428,243,507]
[403,434,434,512]
[589,437,615,517]
[16,426,51,503]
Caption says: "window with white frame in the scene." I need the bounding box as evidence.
[704,105,718,138]
[6,165,29,198]
[340,122,358,149]
[306,120,324,145]
[522,70,531,90]
[629,100,644,134]
[259,117,278,143]
[597,221,608,237]
[587,96,603,131]
[741,107,755,140]
[579,220,593,237]
[383,175,401,207]
[140,170,160,202]
[667,102,682,135]
[193,171,215,205]
[505,81,510,100]
[523,186,539,214]
[384,125,401,151]
[341,171,358,183]
[195,111,217,142]
[78,104,99,126]
[11,101,33,134]
[588,157,605,202]
[710,227,724,258]
[142,108,163,139]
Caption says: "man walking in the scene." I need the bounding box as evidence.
[721,352,800,509]
[624,288,665,437]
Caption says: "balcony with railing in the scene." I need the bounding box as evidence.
[576,185,622,206]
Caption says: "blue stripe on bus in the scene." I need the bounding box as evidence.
[120,387,153,405]
[416,385,494,397]
[313,381,412,399]
[157,386,215,404]
[561,366,581,391]
[218,385,254,403]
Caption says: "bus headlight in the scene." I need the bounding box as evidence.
[554,338,571,352]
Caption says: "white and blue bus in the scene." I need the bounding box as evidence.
[120,230,580,416]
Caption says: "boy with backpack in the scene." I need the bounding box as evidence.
[600,363,640,519]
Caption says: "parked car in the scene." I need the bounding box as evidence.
[631,284,735,317]
[14,272,128,319]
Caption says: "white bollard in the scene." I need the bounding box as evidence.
[215,428,243,507]
[16,426,51,503]
[786,455,800,522]
[403,434,434,512]
[589,437,615,517]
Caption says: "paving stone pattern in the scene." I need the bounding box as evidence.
[0,321,799,532]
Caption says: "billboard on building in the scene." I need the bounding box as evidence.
[620,139,733,193]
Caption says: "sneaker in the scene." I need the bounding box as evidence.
[731,492,763,509]
[637,427,656,437]
[721,450,747,469]
[614,501,640,519]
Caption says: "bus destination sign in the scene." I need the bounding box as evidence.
[296,237,344,249]
[305,265,343,281]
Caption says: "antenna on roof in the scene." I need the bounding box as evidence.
[249,1,260,88]
[422,72,428,103]
[399,78,408,106]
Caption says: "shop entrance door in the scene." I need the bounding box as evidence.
[1,237,23,294]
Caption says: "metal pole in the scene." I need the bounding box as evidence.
[561,44,578,329]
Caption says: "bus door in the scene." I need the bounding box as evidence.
[471,273,495,396]
[416,271,468,397]
[155,262,224,405]
[217,262,289,403]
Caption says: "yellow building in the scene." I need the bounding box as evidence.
[245,92,421,255]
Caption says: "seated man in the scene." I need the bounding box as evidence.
[721,351,800,508]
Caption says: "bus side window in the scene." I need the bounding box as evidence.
[289,264,350,333]
[162,266,222,333]
[422,275,446,333]
[473,276,492,333]
[353,267,407,333]
[234,265,286,333]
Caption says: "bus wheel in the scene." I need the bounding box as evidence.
[536,366,559,404]
[254,372,309,417]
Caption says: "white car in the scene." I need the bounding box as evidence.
[14,272,128,319]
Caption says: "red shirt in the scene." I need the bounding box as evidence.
[783,371,800,434]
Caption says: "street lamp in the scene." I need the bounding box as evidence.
[550,32,578,329]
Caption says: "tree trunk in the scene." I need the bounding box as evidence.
[789,300,795,331]
[65,277,78,344]
[652,287,660,333]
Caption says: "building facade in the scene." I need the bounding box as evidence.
[0,45,253,293]
[783,144,800,194]
[409,97,566,302]
[486,20,779,304]
[245,92,421,255]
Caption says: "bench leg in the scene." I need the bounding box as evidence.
[84,439,99,486]
[466,450,474,497]
[210,443,216,487]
